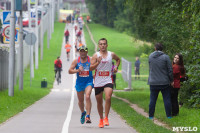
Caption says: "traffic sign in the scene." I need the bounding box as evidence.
[3,11,17,25]
[3,26,17,39]
[31,12,36,18]
[3,27,19,44]
[25,33,37,45]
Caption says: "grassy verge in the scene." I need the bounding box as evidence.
[84,23,200,132]
[83,25,95,57]
[111,97,174,133]
[114,91,200,130]
[0,22,66,124]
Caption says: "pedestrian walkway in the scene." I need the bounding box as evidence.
[0,23,137,133]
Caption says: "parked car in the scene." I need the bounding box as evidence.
[22,18,40,27]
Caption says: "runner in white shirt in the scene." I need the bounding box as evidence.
[90,38,120,128]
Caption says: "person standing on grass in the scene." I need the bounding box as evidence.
[68,46,93,124]
[135,57,140,80]
[148,43,173,119]
[90,38,120,128]
[171,53,185,116]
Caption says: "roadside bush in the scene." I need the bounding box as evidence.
[134,44,153,57]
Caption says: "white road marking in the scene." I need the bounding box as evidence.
[61,23,76,133]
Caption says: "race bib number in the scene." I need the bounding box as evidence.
[99,71,110,76]
[79,71,89,77]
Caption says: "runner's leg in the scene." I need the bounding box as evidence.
[104,87,113,118]
[67,52,69,60]
[95,91,103,119]
[85,86,92,115]
[77,91,85,113]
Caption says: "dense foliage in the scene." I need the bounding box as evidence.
[85,0,200,108]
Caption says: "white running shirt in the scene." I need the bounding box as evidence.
[94,51,113,87]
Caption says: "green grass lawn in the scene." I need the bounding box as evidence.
[111,97,174,133]
[84,23,200,132]
[83,25,95,57]
[0,22,66,124]
[114,91,200,130]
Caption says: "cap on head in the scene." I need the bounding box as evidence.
[79,45,88,51]
[57,56,60,59]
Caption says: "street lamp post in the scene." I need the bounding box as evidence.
[8,0,16,96]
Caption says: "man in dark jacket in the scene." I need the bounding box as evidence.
[148,43,173,119]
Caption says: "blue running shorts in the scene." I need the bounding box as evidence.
[75,82,94,92]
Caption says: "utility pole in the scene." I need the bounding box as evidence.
[40,0,44,60]
[52,0,54,33]
[28,0,34,78]
[8,0,16,96]
[47,5,50,49]
[18,0,23,90]
[57,0,60,21]
[49,0,52,39]
[35,0,38,69]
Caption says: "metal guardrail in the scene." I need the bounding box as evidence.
[121,57,132,90]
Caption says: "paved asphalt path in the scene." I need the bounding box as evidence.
[0,23,137,133]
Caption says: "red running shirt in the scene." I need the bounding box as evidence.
[54,60,62,68]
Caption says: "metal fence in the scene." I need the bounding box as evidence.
[0,47,9,91]
[121,57,132,90]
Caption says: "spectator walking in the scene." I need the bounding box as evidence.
[148,43,173,119]
[171,53,185,116]
[135,57,140,80]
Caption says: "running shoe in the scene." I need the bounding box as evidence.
[104,117,109,126]
[80,111,86,124]
[86,117,91,123]
[98,119,104,128]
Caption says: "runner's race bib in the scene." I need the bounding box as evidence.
[79,71,89,77]
[99,71,110,76]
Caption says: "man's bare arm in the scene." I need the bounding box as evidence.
[90,53,101,71]
[68,59,81,74]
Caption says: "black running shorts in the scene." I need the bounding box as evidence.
[94,83,113,95]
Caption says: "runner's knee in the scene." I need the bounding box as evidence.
[85,94,90,101]
[105,96,111,102]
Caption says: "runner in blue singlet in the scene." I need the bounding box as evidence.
[68,46,93,124]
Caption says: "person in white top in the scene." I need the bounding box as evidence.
[90,38,120,128]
